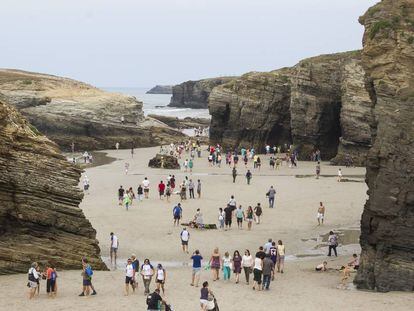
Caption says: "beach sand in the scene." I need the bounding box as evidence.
[1,146,413,311]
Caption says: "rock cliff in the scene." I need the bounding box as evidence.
[146,85,173,94]
[0,70,186,151]
[209,52,374,163]
[169,77,235,109]
[0,97,106,274]
[354,0,414,292]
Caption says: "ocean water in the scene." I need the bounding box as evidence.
[102,87,211,119]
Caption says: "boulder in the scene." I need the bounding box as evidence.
[148,154,180,169]
[146,85,173,94]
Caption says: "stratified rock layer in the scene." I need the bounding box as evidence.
[0,69,186,151]
[146,85,173,94]
[148,154,180,169]
[0,98,106,274]
[170,77,235,109]
[355,0,414,292]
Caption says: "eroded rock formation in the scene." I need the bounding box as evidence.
[0,70,186,151]
[146,85,173,94]
[354,0,414,292]
[169,77,235,109]
[148,154,180,169]
[0,98,106,274]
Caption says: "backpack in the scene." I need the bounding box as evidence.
[51,270,57,281]
[173,207,181,217]
[85,265,93,277]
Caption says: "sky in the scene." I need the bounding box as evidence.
[0,0,378,87]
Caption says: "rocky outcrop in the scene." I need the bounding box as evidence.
[169,77,235,109]
[209,52,374,163]
[148,154,180,169]
[0,97,106,274]
[148,114,210,129]
[146,85,173,94]
[354,0,414,292]
[0,69,186,151]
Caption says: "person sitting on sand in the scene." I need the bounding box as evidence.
[341,265,351,285]
[315,261,328,271]
[348,254,360,270]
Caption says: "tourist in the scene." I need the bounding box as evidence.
[224,204,233,230]
[189,179,195,199]
[79,258,96,296]
[110,232,119,267]
[197,179,202,198]
[254,203,262,224]
[184,159,189,172]
[337,168,342,182]
[200,281,212,311]
[235,205,245,229]
[252,253,263,291]
[315,261,328,271]
[269,242,277,280]
[27,262,40,299]
[317,202,325,225]
[256,156,261,170]
[242,250,253,284]
[158,181,165,200]
[45,264,57,298]
[262,254,274,290]
[276,240,285,273]
[115,142,119,150]
[246,206,254,230]
[155,264,166,294]
[146,288,166,311]
[228,195,237,210]
[131,147,134,158]
[189,159,194,172]
[173,203,182,226]
[170,175,176,192]
[143,177,150,198]
[83,151,89,163]
[128,187,135,205]
[123,193,131,210]
[191,250,203,287]
[266,186,276,208]
[181,227,190,253]
[165,183,171,202]
[222,251,232,281]
[316,161,321,179]
[137,185,144,201]
[233,250,242,284]
[348,254,360,270]
[125,162,129,175]
[131,254,140,290]
[232,167,237,183]
[245,169,252,185]
[264,238,273,254]
[180,182,187,201]
[209,248,221,281]
[125,258,135,295]
[256,246,266,260]
[218,208,225,229]
[141,259,155,295]
[327,231,338,257]
[83,175,90,194]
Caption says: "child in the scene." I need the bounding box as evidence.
[222,252,232,280]
[315,261,328,271]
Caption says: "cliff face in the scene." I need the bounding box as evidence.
[146,85,173,94]
[0,98,106,273]
[355,0,414,292]
[169,77,235,109]
[209,52,373,163]
[0,70,185,151]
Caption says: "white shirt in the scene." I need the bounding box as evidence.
[142,180,150,189]
[157,269,165,280]
[29,267,39,280]
[142,264,153,277]
[228,198,236,206]
[242,255,253,267]
[125,264,134,277]
[254,257,262,270]
[181,230,189,242]
[264,242,272,254]
[223,256,232,267]
[111,235,118,248]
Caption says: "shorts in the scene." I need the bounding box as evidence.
[46,279,56,293]
[83,279,92,286]
[237,217,243,224]
[159,190,164,195]
[225,219,232,226]
[28,281,38,288]
[156,279,165,284]
[200,299,209,306]
[277,255,285,264]
[253,268,262,283]
[144,189,149,193]
[118,195,123,201]
[193,267,201,274]
[247,218,253,223]
[125,276,134,284]
[317,213,324,219]
[181,240,188,245]
[174,215,181,220]
[111,247,118,254]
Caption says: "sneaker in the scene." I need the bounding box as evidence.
[91,291,97,295]
[79,293,85,297]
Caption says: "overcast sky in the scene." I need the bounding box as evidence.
[0,0,378,87]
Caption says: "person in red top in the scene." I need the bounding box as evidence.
[158,181,166,200]
[46,264,57,297]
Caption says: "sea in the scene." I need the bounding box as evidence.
[102,87,211,119]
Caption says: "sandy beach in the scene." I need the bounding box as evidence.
[1,146,413,311]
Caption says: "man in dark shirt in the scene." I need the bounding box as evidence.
[118,186,124,205]
[147,288,165,311]
[255,246,266,260]
[224,204,233,230]
[262,254,274,290]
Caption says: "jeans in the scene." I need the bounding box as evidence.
[189,189,195,198]
[142,276,152,294]
[263,274,271,289]
[328,245,337,257]
[269,197,275,208]
[223,266,231,280]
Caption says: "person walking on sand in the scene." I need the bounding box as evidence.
[270,242,277,280]
[83,175,90,194]
[173,203,183,226]
[165,183,171,202]
[242,250,253,284]
[224,204,233,230]
[197,179,202,199]
[200,281,212,311]
[188,179,195,199]
[155,264,166,294]
[191,250,203,287]
[142,177,150,198]
[266,186,276,208]
[46,264,57,298]
[337,168,342,182]
[316,161,321,179]
[131,254,140,291]
[232,167,237,183]
[233,250,242,284]
[235,205,245,229]
[246,206,254,230]
[189,158,194,172]
[252,253,263,291]
[118,186,125,206]
[115,142,119,150]
[254,203,262,224]
[262,254,274,290]
[125,258,135,296]
[181,227,190,253]
[123,193,131,211]
[209,248,221,281]
[327,231,338,257]
[137,185,144,201]
[141,259,155,295]
[276,240,285,273]
[79,258,96,296]
[317,202,325,225]
[28,262,40,299]
[125,162,130,175]
[158,181,165,200]
[218,208,225,229]
[110,232,119,267]
[222,252,232,281]
[245,169,252,185]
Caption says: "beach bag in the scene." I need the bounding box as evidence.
[204,263,211,271]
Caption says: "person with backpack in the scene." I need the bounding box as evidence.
[146,288,166,311]
[173,203,182,226]
[79,258,96,296]
[27,262,40,299]
[46,264,57,297]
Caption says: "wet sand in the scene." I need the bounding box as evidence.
[2,146,413,311]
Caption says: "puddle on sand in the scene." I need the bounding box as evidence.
[320,229,360,246]
[101,257,191,270]
[295,174,365,179]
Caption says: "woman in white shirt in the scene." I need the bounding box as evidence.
[277,240,286,273]
[155,264,167,294]
[125,258,134,296]
[28,262,40,299]
[241,249,254,284]
[140,259,155,295]
[252,255,263,291]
